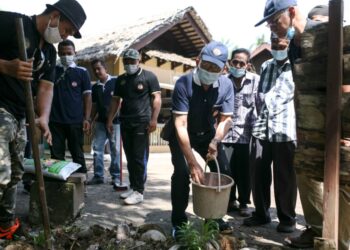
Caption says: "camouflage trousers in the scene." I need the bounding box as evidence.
[0,108,26,223]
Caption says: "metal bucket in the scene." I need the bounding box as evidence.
[191,158,234,219]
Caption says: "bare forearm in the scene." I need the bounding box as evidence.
[36,81,53,120]
[213,116,232,141]
[83,94,92,120]
[107,97,120,122]
[151,93,161,122]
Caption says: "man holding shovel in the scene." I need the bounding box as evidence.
[0,0,86,239]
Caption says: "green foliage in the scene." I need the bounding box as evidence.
[177,220,219,250]
[32,231,46,247]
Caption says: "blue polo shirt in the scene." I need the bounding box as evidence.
[172,69,234,134]
[92,75,119,124]
[50,63,92,124]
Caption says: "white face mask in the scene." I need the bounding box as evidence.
[60,55,75,67]
[44,18,63,44]
[124,64,139,75]
[271,48,289,61]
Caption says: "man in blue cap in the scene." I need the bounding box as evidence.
[0,0,86,239]
[107,48,161,205]
[256,1,350,249]
[168,41,234,238]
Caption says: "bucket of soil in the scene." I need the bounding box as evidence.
[191,158,234,219]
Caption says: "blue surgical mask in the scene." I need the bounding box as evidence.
[124,64,139,75]
[271,48,289,61]
[197,67,221,85]
[229,66,246,78]
[286,26,295,40]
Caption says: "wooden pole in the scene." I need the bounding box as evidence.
[322,0,343,247]
[15,18,53,249]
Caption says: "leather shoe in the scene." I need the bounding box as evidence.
[277,222,296,233]
[243,215,271,226]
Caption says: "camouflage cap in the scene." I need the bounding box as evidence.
[122,49,140,60]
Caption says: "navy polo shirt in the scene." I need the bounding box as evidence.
[114,68,160,125]
[92,75,119,124]
[0,11,56,120]
[50,63,91,124]
[172,69,234,134]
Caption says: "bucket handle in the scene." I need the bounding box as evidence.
[204,158,221,192]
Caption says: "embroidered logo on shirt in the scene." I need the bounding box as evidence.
[137,83,144,90]
[71,81,78,87]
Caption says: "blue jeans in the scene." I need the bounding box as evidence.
[92,122,120,179]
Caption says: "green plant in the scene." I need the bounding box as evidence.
[32,231,46,247]
[177,219,219,250]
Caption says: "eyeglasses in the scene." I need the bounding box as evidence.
[230,59,247,68]
[266,10,288,27]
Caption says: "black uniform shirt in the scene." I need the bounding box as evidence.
[0,11,56,120]
[114,68,160,125]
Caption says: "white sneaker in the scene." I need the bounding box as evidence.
[124,191,143,205]
[120,189,133,199]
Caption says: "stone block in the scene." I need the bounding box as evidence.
[29,173,85,225]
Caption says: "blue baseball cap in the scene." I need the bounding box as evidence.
[200,41,228,69]
[255,0,297,27]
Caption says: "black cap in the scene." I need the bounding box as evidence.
[255,0,297,27]
[46,0,86,38]
[308,5,328,19]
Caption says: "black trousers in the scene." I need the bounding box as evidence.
[169,132,231,228]
[223,143,251,205]
[120,122,149,194]
[49,122,87,173]
[250,137,297,225]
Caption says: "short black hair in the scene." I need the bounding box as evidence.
[231,48,251,62]
[58,39,75,51]
[91,59,106,69]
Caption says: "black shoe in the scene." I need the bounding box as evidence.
[243,215,271,227]
[227,200,240,212]
[284,227,319,248]
[86,177,104,185]
[205,219,232,234]
[239,204,251,217]
[277,222,296,233]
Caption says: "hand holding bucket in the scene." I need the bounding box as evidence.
[191,158,234,219]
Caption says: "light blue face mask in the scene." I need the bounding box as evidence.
[197,67,221,85]
[286,26,295,40]
[124,64,139,75]
[229,66,246,78]
[271,48,289,61]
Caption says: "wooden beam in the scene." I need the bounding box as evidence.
[184,13,210,44]
[141,53,151,64]
[157,58,167,67]
[171,62,182,70]
[322,0,343,248]
[183,64,193,72]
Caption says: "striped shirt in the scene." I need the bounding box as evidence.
[222,71,260,144]
[252,59,296,142]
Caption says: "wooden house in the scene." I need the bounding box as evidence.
[74,6,212,151]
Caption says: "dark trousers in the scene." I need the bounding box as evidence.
[169,132,231,228]
[223,143,251,205]
[250,137,297,225]
[49,122,87,173]
[121,122,149,194]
